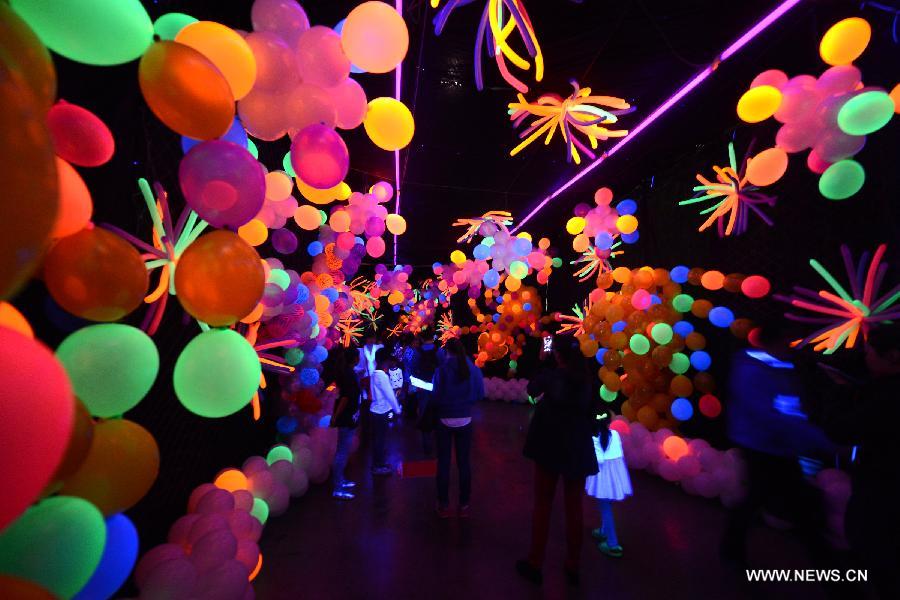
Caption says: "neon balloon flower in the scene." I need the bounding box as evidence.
[245,321,297,421]
[509,80,631,164]
[571,243,623,282]
[432,0,543,93]
[452,210,513,243]
[336,314,364,347]
[557,301,590,336]
[678,143,778,237]
[778,244,900,353]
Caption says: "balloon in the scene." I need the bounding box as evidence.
[806,150,832,174]
[251,0,310,47]
[139,41,235,140]
[385,214,407,235]
[47,101,114,167]
[56,324,159,418]
[285,83,337,133]
[43,227,148,321]
[662,436,689,460]
[72,514,138,600]
[42,398,93,497]
[173,328,261,418]
[813,129,865,163]
[9,0,152,66]
[740,275,771,299]
[746,147,788,186]
[774,80,818,124]
[0,496,105,598]
[271,228,298,254]
[0,328,73,531]
[51,157,93,239]
[363,97,414,151]
[153,12,197,40]
[815,65,862,96]
[330,78,367,130]
[175,21,257,100]
[698,394,722,418]
[238,219,268,247]
[290,124,349,190]
[837,90,895,136]
[0,60,58,300]
[0,302,33,338]
[60,419,159,515]
[182,117,249,155]
[295,176,344,205]
[819,159,865,200]
[0,575,56,599]
[736,85,782,123]
[340,1,409,74]
[295,26,350,88]
[774,121,817,153]
[366,236,385,258]
[0,2,56,109]
[819,17,871,66]
[294,204,322,230]
[749,69,788,89]
[179,141,266,229]
[245,32,297,93]
[238,86,289,141]
[174,230,265,327]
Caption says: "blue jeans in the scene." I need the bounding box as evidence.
[332,427,355,490]
[436,422,472,506]
[598,499,619,547]
[371,411,389,468]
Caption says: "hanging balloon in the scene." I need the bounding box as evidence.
[60,419,160,516]
[153,12,197,40]
[50,157,93,239]
[238,219,268,247]
[47,101,114,167]
[72,514,138,600]
[285,82,337,132]
[746,147,789,186]
[0,2,56,109]
[271,228,298,254]
[43,227,148,321]
[56,324,159,418]
[295,26,350,88]
[139,41,235,140]
[819,17,871,66]
[385,214,407,235]
[290,124,349,190]
[736,85,782,123]
[837,90,895,136]
[238,86,290,141]
[245,31,298,92]
[364,97,414,151]
[366,236,386,258]
[340,1,409,74]
[9,0,153,66]
[173,328,262,418]
[175,21,257,100]
[330,78,368,129]
[179,140,266,229]
[251,0,310,47]
[819,159,865,200]
[0,496,105,599]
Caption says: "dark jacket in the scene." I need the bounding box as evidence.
[430,357,484,419]
[524,367,598,479]
[332,366,361,429]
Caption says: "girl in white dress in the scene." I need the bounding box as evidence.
[585,411,632,557]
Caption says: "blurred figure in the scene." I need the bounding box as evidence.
[517,336,597,586]
[586,409,632,558]
[330,347,361,500]
[355,329,383,399]
[369,348,402,476]
[414,336,440,456]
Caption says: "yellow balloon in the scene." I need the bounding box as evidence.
[296,177,343,205]
[364,97,414,151]
[176,21,257,100]
[737,85,782,123]
[238,219,268,246]
[293,204,322,230]
[820,18,871,66]
[565,216,585,235]
[450,250,466,265]
[385,214,406,235]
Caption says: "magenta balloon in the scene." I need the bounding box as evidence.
[813,129,865,163]
[807,150,832,174]
[139,557,197,599]
[290,124,348,189]
[271,228,298,254]
[815,65,862,97]
[235,539,259,572]
[251,0,309,46]
[364,215,385,237]
[191,529,237,573]
[330,78,367,129]
[285,83,336,133]
[238,87,289,141]
[134,544,187,588]
[47,100,115,166]
[245,32,298,92]
[750,69,788,89]
[775,121,817,153]
[774,83,820,124]
[179,141,266,228]
[366,236,385,258]
[295,26,349,88]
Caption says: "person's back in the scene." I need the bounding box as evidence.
[433,354,483,419]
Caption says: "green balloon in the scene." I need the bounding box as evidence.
[251,497,269,525]
[56,324,159,418]
[819,159,865,200]
[152,12,197,41]
[551,257,563,268]
[285,348,305,366]
[669,352,690,374]
[837,91,894,136]
[174,329,261,418]
[672,294,693,313]
[0,496,105,599]
[247,138,259,159]
[269,269,290,290]
[599,384,617,403]
[10,0,153,66]
[650,322,673,345]
[282,152,296,177]
[629,334,650,355]
[266,445,294,465]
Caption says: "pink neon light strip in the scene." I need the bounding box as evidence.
[393,0,403,265]
[511,0,804,233]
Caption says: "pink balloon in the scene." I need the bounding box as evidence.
[774,83,820,124]
[266,481,290,516]
[47,100,114,166]
[775,121,818,153]
[268,459,293,484]
[179,140,266,228]
[366,236,386,258]
[168,514,201,547]
[658,460,680,482]
[295,26,350,88]
[191,529,238,573]
[251,0,310,46]
[813,129,865,162]
[272,228,298,254]
[235,539,260,573]
[242,456,269,475]
[806,150,832,174]
[285,83,337,133]
[135,544,187,588]
[227,509,262,542]
[245,32,298,92]
[238,86,289,141]
[287,466,309,497]
[364,216,386,237]
[196,488,237,515]
[290,124,348,189]
[676,455,702,479]
[329,78,367,129]
[816,65,862,97]
[139,557,198,599]
[248,469,276,499]
[192,560,250,600]
[750,69,788,89]
[188,483,217,513]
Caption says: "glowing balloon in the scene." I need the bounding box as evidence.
[51,157,92,239]
[385,214,407,235]
[61,419,159,516]
[698,394,721,418]
[819,17,871,66]
[366,236,386,258]
[56,324,159,418]
[286,82,338,132]
[42,398,93,496]
[0,2,56,109]
[662,436,689,460]
[330,78,368,130]
[181,117,248,154]
[43,227,148,321]
[245,31,298,92]
[819,159,865,200]
[364,97,414,151]
[566,217,585,235]
[238,86,289,141]
[0,302,32,338]
[238,219,268,247]
[746,147,788,186]
[837,90,895,136]
[616,214,638,235]
[290,124,349,190]
[0,575,56,599]
[341,1,409,74]
[737,85,782,123]
[741,275,770,299]
[174,328,262,418]
[153,12,197,40]
[174,230,265,327]
[251,0,310,47]
[0,328,73,531]
[0,496,105,599]
[295,26,350,88]
[72,514,138,600]
[47,101,114,167]
[139,41,234,140]
[176,21,257,100]
[294,204,323,230]
[9,0,152,66]
[272,228,298,255]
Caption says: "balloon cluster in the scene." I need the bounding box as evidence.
[567,187,639,281]
[319,183,406,260]
[474,286,544,367]
[372,264,415,307]
[736,17,895,200]
[483,377,530,403]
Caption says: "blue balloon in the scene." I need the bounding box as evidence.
[322,287,338,302]
[650,294,662,305]
[595,232,614,250]
[300,368,320,386]
[616,199,637,215]
[690,350,712,371]
[611,320,626,333]
[432,262,443,271]
[307,241,324,256]
[671,397,694,421]
[308,311,319,325]
[473,244,491,260]
[672,320,694,338]
[523,302,532,311]
[277,416,298,434]
[311,345,328,363]
[670,265,689,283]
[295,283,310,304]
[73,514,138,600]
[483,269,500,288]
[708,306,735,328]
[595,347,607,363]
[492,314,500,322]
[621,231,639,244]
[513,237,532,256]
[318,415,332,427]
[181,118,247,153]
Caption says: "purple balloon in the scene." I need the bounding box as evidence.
[272,228,298,254]
[251,0,310,46]
[179,141,266,229]
[290,124,349,190]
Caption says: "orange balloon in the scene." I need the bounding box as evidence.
[0,2,56,110]
[174,230,265,327]
[175,21,257,100]
[699,270,724,291]
[43,227,148,321]
[746,147,789,187]
[51,158,93,239]
[60,418,159,516]
[139,41,234,140]
[340,1,409,74]
[0,575,58,600]
[663,435,689,460]
[42,397,94,496]
[0,302,33,338]
[214,468,248,492]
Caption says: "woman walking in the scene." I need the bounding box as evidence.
[330,347,362,500]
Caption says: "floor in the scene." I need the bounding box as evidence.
[255,402,849,600]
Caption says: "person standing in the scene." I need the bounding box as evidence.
[428,338,484,518]
[330,347,361,500]
[355,330,383,400]
[517,336,597,586]
[585,410,632,557]
[369,348,402,476]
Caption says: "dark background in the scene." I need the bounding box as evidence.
[12,0,898,571]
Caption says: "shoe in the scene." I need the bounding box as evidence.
[372,466,393,476]
[591,527,606,542]
[341,481,357,489]
[333,490,355,500]
[598,541,623,558]
[564,568,580,586]
[458,504,470,518]
[515,559,542,585]
[436,504,453,519]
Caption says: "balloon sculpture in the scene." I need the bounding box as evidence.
[566,187,639,280]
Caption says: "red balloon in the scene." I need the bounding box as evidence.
[0,326,74,531]
[47,101,114,167]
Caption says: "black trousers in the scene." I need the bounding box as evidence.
[435,422,472,506]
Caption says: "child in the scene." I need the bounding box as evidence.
[369,348,402,475]
[585,410,632,558]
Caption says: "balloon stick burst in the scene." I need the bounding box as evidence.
[678,142,776,237]
[432,0,543,93]
[777,244,900,353]
[337,314,365,348]
[245,321,297,421]
[452,210,513,243]
[571,242,623,282]
[509,80,632,165]
[438,311,460,344]
[557,301,590,336]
